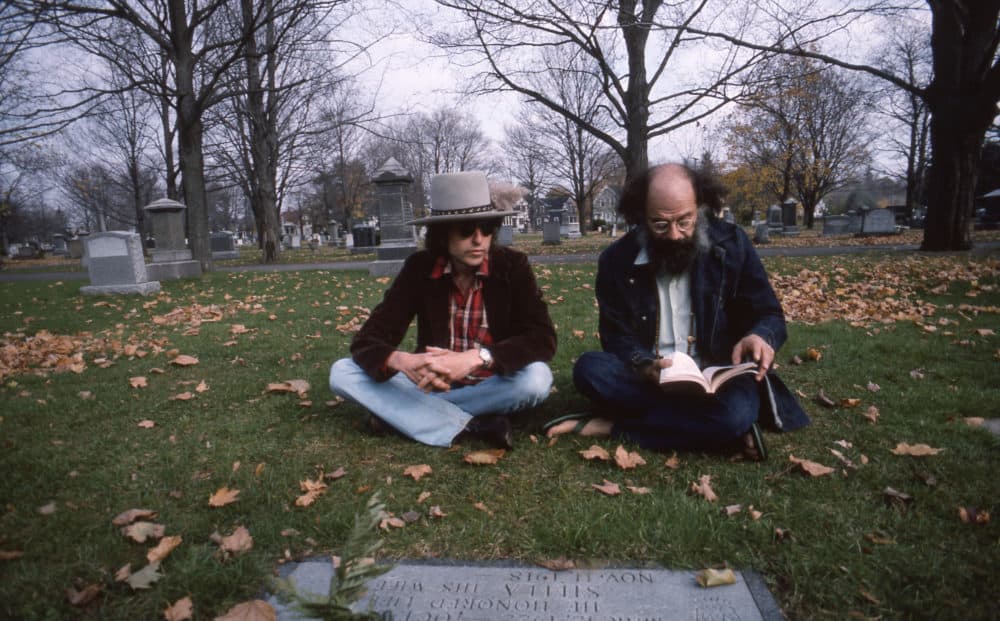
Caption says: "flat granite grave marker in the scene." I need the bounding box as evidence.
[267,561,782,621]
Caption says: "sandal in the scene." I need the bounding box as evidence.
[542,413,593,436]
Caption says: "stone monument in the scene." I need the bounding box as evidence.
[821,215,850,236]
[144,198,202,281]
[369,158,418,276]
[781,197,799,236]
[860,207,897,236]
[766,205,783,234]
[543,206,563,245]
[210,231,240,260]
[80,231,160,296]
[846,209,863,234]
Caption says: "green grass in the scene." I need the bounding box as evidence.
[1,253,999,619]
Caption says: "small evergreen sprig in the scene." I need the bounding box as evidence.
[272,492,394,620]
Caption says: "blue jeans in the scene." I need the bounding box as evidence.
[329,359,553,447]
[573,351,759,452]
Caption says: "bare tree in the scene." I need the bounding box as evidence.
[503,118,551,231]
[431,0,768,183]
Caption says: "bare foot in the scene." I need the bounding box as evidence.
[545,417,613,438]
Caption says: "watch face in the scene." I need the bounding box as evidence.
[480,348,492,364]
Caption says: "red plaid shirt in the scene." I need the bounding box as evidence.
[430,255,494,384]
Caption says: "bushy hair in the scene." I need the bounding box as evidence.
[617,163,729,225]
[423,223,451,257]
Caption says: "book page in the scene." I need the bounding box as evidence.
[703,362,758,392]
[659,352,710,391]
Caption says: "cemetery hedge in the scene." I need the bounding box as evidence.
[0,251,998,619]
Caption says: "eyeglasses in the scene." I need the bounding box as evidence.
[455,219,501,238]
[647,215,696,235]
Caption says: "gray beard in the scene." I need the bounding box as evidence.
[642,210,711,275]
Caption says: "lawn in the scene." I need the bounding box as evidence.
[1,251,998,619]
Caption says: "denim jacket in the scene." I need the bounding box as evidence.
[595,215,809,432]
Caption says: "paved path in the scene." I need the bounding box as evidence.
[2,240,999,282]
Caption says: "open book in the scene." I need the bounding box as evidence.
[658,351,758,394]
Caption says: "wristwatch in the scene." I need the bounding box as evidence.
[478,347,493,369]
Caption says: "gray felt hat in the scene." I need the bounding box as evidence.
[407,171,508,225]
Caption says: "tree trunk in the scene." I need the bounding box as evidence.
[160,50,179,201]
[618,0,655,182]
[921,110,981,250]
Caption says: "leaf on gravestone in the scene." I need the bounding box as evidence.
[537,557,575,571]
[664,453,681,469]
[614,445,646,470]
[627,486,652,495]
[890,442,944,456]
[689,475,718,502]
[958,506,991,524]
[66,583,103,606]
[214,599,277,621]
[591,480,621,496]
[129,376,148,389]
[696,568,736,588]
[163,596,193,621]
[216,526,253,554]
[403,464,433,480]
[170,354,199,366]
[121,522,165,543]
[126,561,162,590]
[147,535,182,563]
[463,449,506,465]
[137,419,156,428]
[429,505,447,518]
[862,405,880,424]
[840,397,861,408]
[789,454,835,477]
[473,501,494,515]
[112,508,157,526]
[579,445,611,461]
[209,486,240,507]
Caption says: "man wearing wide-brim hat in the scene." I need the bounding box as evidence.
[329,171,556,448]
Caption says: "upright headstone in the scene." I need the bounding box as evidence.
[369,158,418,276]
[497,225,514,247]
[210,231,240,260]
[753,222,771,244]
[822,215,850,236]
[860,207,897,235]
[144,198,202,281]
[767,205,783,234]
[846,209,863,234]
[781,198,799,236]
[80,232,160,296]
[51,234,68,255]
[542,208,562,245]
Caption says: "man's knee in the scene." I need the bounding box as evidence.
[516,362,553,403]
[328,357,359,393]
[573,351,618,389]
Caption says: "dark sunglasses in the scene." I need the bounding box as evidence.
[455,219,501,238]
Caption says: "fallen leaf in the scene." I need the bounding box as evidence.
[255,463,266,478]
[171,391,195,401]
[0,550,24,561]
[864,532,896,545]
[689,475,718,502]
[114,563,131,582]
[890,442,944,456]
[209,487,240,507]
[215,526,253,554]
[859,589,881,605]
[170,354,199,366]
[473,501,494,515]
[230,324,250,335]
[815,390,835,408]
[862,405,880,423]
[112,508,157,526]
[402,511,421,523]
[164,596,194,621]
[129,376,148,389]
[403,464,433,481]
[213,600,276,621]
[909,368,925,380]
[806,347,822,361]
[591,480,621,496]
[462,449,506,465]
[324,467,347,480]
[137,420,156,428]
[77,391,93,400]
[976,328,995,336]
[429,505,447,518]
[147,535,182,563]
[664,453,681,469]
[122,522,165,543]
[614,445,646,469]
[379,516,406,530]
[579,445,611,461]
[840,397,861,408]
[722,504,743,516]
[866,381,881,392]
[627,486,652,495]
[37,502,57,515]
[963,417,985,427]
[696,568,736,587]
[537,557,575,571]
[66,583,103,606]
[958,506,991,524]
[126,561,163,590]
[416,491,431,504]
[195,380,209,393]
[789,454,835,476]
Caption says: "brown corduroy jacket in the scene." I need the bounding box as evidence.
[350,246,557,381]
